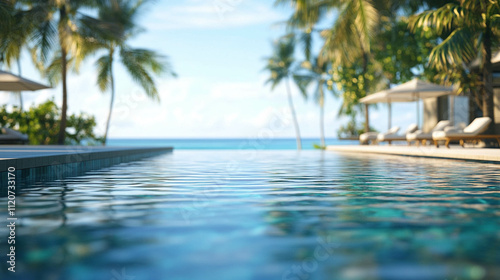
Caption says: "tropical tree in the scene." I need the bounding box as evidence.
[0,1,14,35]
[0,1,34,111]
[264,37,305,150]
[88,0,175,145]
[22,0,115,144]
[294,57,331,147]
[0,99,103,145]
[275,0,454,134]
[275,0,379,133]
[410,0,500,133]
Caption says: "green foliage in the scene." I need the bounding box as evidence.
[410,0,500,71]
[312,143,326,150]
[337,116,376,138]
[0,100,104,145]
[410,0,500,122]
[330,61,385,117]
[275,0,462,135]
[87,0,176,145]
[264,37,296,90]
[373,17,438,85]
[264,36,304,150]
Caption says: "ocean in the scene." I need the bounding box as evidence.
[107,138,358,149]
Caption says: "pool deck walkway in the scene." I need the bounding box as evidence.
[327,145,500,163]
[0,146,172,191]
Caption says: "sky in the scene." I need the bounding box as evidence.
[1,0,420,139]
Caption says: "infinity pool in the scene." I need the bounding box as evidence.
[1,151,499,279]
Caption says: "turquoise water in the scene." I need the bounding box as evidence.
[107,138,359,149]
[1,150,499,279]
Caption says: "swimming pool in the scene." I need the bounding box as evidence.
[1,150,499,279]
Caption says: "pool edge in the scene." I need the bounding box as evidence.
[0,146,173,194]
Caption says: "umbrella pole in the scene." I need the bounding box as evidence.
[416,93,420,129]
[450,95,455,125]
[388,102,392,130]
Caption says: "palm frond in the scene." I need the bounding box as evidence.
[120,47,160,100]
[96,53,112,92]
[428,27,477,70]
[263,37,296,91]
[409,3,465,34]
[44,53,63,86]
[292,73,313,99]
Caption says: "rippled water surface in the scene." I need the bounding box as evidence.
[1,150,499,280]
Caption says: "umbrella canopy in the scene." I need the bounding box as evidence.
[360,90,416,104]
[386,78,453,98]
[0,70,50,91]
[360,78,454,129]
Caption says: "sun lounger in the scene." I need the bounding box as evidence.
[359,126,399,145]
[377,123,418,145]
[359,131,383,145]
[406,120,451,145]
[432,117,499,148]
[0,127,29,144]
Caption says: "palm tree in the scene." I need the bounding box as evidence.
[410,0,500,133]
[0,2,33,111]
[276,0,379,133]
[264,37,305,150]
[90,0,175,145]
[23,0,111,144]
[294,57,331,147]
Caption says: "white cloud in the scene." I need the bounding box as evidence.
[144,0,283,30]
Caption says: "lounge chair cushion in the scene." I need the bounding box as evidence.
[378,124,416,142]
[431,120,450,132]
[387,126,400,135]
[432,117,492,140]
[404,123,418,134]
[432,130,473,139]
[407,120,451,142]
[463,117,491,134]
[359,132,378,144]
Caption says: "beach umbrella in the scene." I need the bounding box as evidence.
[360,90,416,130]
[0,70,50,91]
[361,78,454,129]
[385,79,454,128]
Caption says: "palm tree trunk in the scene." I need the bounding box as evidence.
[57,46,68,145]
[57,7,68,145]
[319,95,325,147]
[17,58,23,111]
[482,22,494,134]
[286,77,302,150]
[103,51,115,146]
[362,51,370,133]
[354,24,371,133]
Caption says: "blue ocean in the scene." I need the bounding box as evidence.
[107,138,358,149]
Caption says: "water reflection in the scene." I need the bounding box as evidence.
[0,151,498,280]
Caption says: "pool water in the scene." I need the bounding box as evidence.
[1,150,499,280]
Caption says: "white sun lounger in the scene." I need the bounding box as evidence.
[406,120,451,145]
[359,126,399,145]
[377,123,418,145]
[432,117,499,148]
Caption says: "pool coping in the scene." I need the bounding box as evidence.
[326,145,500,163]
[0,146,173,193]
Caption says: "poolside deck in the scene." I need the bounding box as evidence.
[327,145,500,163]
[0,146,172,193]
